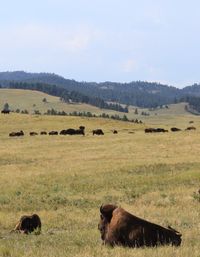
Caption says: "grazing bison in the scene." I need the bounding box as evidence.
[145,128,168,133]
[98,204,182,247]
[49,131,58,135]
[9,130,24,137]
[30,132,38,136]
[185,126,196,131]
[113,130,118,134]
[171,127,181,132]
[12,214,41,234]
[40,131,47,135]
[93,129,104,135]
[145,128,155,133]
[60,126,85,136]
[1,109,10,114]
[156,128,168,133]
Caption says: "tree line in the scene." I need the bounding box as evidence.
[8,82,128,113]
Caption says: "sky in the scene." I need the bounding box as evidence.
[0,0,200,88]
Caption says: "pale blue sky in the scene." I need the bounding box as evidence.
[0,0,200,87]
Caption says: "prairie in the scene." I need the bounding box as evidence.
[0,111,200,257]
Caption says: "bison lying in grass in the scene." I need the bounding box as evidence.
[98,204,182,247]
[11,214,41,234]
[60,126,85,136]
[93,129,104,135]
[9,130,24,137]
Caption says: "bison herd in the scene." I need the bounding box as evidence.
[145,126,196,133]
[8,127,121,137]
[8,125,197,137]
[11,204,182,248]
[9,127,86,137]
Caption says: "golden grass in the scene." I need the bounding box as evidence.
[0,113,200,256]
[0,88,190,121]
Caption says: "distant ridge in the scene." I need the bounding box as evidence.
[0,71,200,109]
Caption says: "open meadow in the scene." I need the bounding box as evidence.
[0,112,200,257]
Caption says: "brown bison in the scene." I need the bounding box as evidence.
[60,126,85,136]
[11,214,41,234]
[49,131,58,135]
[40,131,47,135]
[93,129,104,135]
[9,130,24,137]
[30,132,38,136]
[98,204,182,247]
[185,126,196,131]
[171,127,181,132]
[145,128,168,133]
[1,109,10,114]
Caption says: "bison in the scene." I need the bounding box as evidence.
[9,130,24,137]
[11,214,41,234]
[185,126,196,131]
[93,129,104,135]
[145,128,168,133]
[40,131,47,135]
[60,126,85,136]
[49,131,58,135]
[145,128,155,133]
[98,204,182,247]
[1,109,10,114]
[30,132,38,136]
[171,127,181,132]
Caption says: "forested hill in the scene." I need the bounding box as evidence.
[1,71,200,110]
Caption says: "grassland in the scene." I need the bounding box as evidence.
[0,88,190,120]
[0,105,200,256]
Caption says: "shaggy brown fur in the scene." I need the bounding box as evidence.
[98,204,182,247]
[12,214,41,234]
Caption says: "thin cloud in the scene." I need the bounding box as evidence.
[121,59,139,73]
[0,23,102,53]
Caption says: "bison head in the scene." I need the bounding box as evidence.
[98,204,118,241]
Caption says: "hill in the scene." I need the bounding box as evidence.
[1,71,200,111]
[0,88,191,127]
[0,89,104,115]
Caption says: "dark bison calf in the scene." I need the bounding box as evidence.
[93,129,104,135]
[11,214,41,234]
[98,204,182,247]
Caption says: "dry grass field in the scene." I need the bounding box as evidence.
[0,110,200,257]
[0,88,190,120]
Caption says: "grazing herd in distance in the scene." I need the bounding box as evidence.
[8,125,197,137]
[8,127,108,137]
[145,126,196,133]
[9,126,196,137]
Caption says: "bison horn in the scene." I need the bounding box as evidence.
[100,205,104,214]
